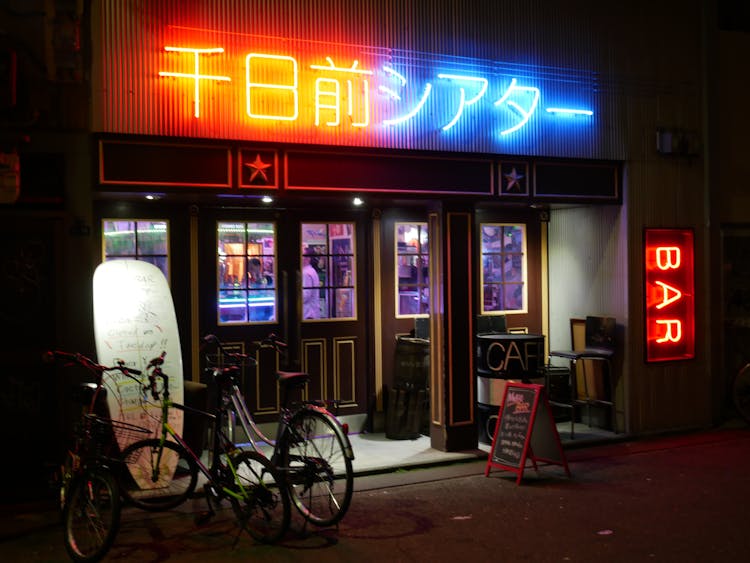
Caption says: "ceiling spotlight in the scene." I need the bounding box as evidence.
[261,195,273,204]
[353,196,364,206]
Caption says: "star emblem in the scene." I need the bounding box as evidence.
[504,167,525,193]
[245,154,272,183]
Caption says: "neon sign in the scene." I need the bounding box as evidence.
[158,45,590,135]
[95,11,611,157]
[644,229,695,362]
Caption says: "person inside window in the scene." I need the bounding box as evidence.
[248,257,271,287]
[302,252,321,319]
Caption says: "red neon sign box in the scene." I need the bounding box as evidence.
[644,229,695,362]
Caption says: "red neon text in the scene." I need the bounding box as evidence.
[159,45,371,126]
[644,230,695,362]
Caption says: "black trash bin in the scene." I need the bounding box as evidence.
[394,337,430,388]
[384,385,426,440]
[385,337,430,439]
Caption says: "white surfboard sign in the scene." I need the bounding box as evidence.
[93,260,184,489]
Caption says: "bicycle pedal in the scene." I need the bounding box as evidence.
[195,510,215,526]
[204,483,221,499]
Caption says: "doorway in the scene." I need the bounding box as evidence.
[199,207,370,423]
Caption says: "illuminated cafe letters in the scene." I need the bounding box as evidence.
[644,229,695,362]
[484,339,541,376]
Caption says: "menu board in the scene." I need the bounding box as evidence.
[490,385,536,468]
[485,382,570,484]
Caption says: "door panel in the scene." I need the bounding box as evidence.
[200,208,369,422]
[296,218,368,416]
[379,209,432,391]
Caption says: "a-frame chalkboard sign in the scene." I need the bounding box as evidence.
[485,382,571,484]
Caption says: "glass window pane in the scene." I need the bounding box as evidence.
[331,256,353,286]
[504,284,523,310]
[218,222,245,248]
[481,225,502,253]
[335,288,354,318]
[103,219,170,281]
[139,256,168,279]
[136,221,168,254]
[218,221,277,325]
[301,222,355,321]
[396,222,429,317]
[219,290,248,323]
[104,220,136,256]
[248,289,275,322]
[399,285,420,315]
[480,223,526,314]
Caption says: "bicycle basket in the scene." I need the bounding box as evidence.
[82,414,151,461]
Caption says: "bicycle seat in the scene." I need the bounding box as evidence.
[277,371,310,389]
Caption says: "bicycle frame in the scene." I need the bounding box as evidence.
[202,333,354,527]
[50,352,147,498]
[223,372,354,465]
[146,367,253,503]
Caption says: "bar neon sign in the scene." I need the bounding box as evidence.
[644,229,695,362]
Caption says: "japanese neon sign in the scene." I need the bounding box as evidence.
[157,44,590,136]
[644,229,695,362]
[95,18,610,157]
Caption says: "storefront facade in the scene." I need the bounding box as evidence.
[4,0,738,497]
[90,0,631,451]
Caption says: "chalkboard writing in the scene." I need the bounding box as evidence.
[485,382,571,484]
[491,385,536,468]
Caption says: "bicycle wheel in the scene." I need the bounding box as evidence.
[63,468,121,563]
[280,409,353,527]
[228,450,290,543]
[733,363,750,424]
[119,438,199,511]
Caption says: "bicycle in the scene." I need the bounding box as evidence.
[732,362,750,424]
[45,350,150,563]
[117,352,291,544]
[203,333,355,528]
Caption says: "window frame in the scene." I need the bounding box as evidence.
[300,222,357,322]
[216,221,278,326]
[479,222,528,315]
[101,218,171,282]
[395,222,430,319]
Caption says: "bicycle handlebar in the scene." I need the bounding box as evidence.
[203,332,287,363]
[44,350,142,382]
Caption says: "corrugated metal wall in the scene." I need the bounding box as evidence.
[92,0,625,159]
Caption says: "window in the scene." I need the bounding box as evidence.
[480,224,526,314]
[102,220,169,280]
[301,223,355,320]
[396,223,429,317]
[217,221,276,324]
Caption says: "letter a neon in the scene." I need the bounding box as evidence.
[655,281,682,309]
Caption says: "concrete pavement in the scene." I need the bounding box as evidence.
[2,424,749,562]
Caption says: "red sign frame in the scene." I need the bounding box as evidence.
[644,228,695,362]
